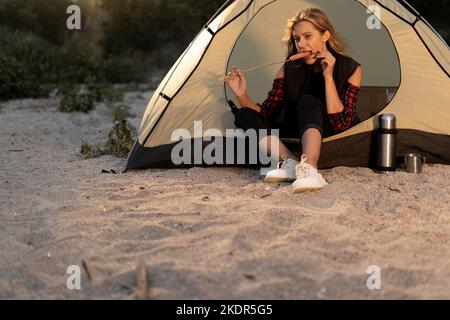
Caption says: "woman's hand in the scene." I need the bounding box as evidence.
[224,66,247,98]
[316,50,336,77]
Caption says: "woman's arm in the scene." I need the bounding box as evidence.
[316,48,362,114]
[236,66,285,113]
[347,66,363,88]
[232,66,285,115]
[224,66,261,112]
[324,66,362,114]
[327,66,363,132]
[236,94,261,112]
[275,66,285,79]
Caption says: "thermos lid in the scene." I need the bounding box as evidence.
[379,114,396,130]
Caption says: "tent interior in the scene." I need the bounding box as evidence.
[226,0,401,124]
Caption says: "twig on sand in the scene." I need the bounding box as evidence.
[260,193,272,198]
[388,186,401,193]
[134,260,148,300]
[81,259,93,282]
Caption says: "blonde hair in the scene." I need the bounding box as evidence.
[283,8,349,58]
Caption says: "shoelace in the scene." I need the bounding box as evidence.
[277,155,289,169]
[295,155,310,179]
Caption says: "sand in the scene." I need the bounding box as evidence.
[0,91,449,299]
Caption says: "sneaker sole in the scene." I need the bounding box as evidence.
[292,186,323,194]
[264,176,296,183]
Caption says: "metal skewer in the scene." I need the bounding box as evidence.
[222,50,320,81]
[240,59,288,73]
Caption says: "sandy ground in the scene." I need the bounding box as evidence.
[0,91,449,300]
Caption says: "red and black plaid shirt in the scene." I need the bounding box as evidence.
[257,77,360,133]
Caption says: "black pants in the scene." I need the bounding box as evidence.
[234,94,336,139]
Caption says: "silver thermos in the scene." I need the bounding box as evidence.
[375,114,397,171]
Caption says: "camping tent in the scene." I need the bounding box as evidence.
[125,0,450,171]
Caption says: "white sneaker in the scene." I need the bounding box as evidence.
[292,155,328,193]
[264,156,298,183]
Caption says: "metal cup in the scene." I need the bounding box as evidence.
[404,153,426,173]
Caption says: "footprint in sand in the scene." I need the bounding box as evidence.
[136,225,175,241]
[300,199,352,215]
[21,230,55,247]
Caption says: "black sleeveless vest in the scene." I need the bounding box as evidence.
[283,51,360,110]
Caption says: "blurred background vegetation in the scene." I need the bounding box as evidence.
[0,0,448,101]
[0,0,227,100]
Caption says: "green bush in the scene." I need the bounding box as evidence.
[104,120,136,158]
[97,54,149,83]
[58,89,95,113]
[85,82,111,102]
[80,141,104,159]
[100,0,227,56]
[1,27,59,83]
[80,82,124,103]
[0,0,69,46]
[108,104,134,122]
[80,120,136,159]
[103,87,124,103]
[0,51,39,100]
[0,27,99,88]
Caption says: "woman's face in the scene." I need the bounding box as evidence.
[292,20,329,65]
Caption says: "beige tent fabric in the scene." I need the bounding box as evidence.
[415,20,450,75]
[138,30,213,141]
[371,0,417,23]
[139,0,449,149]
